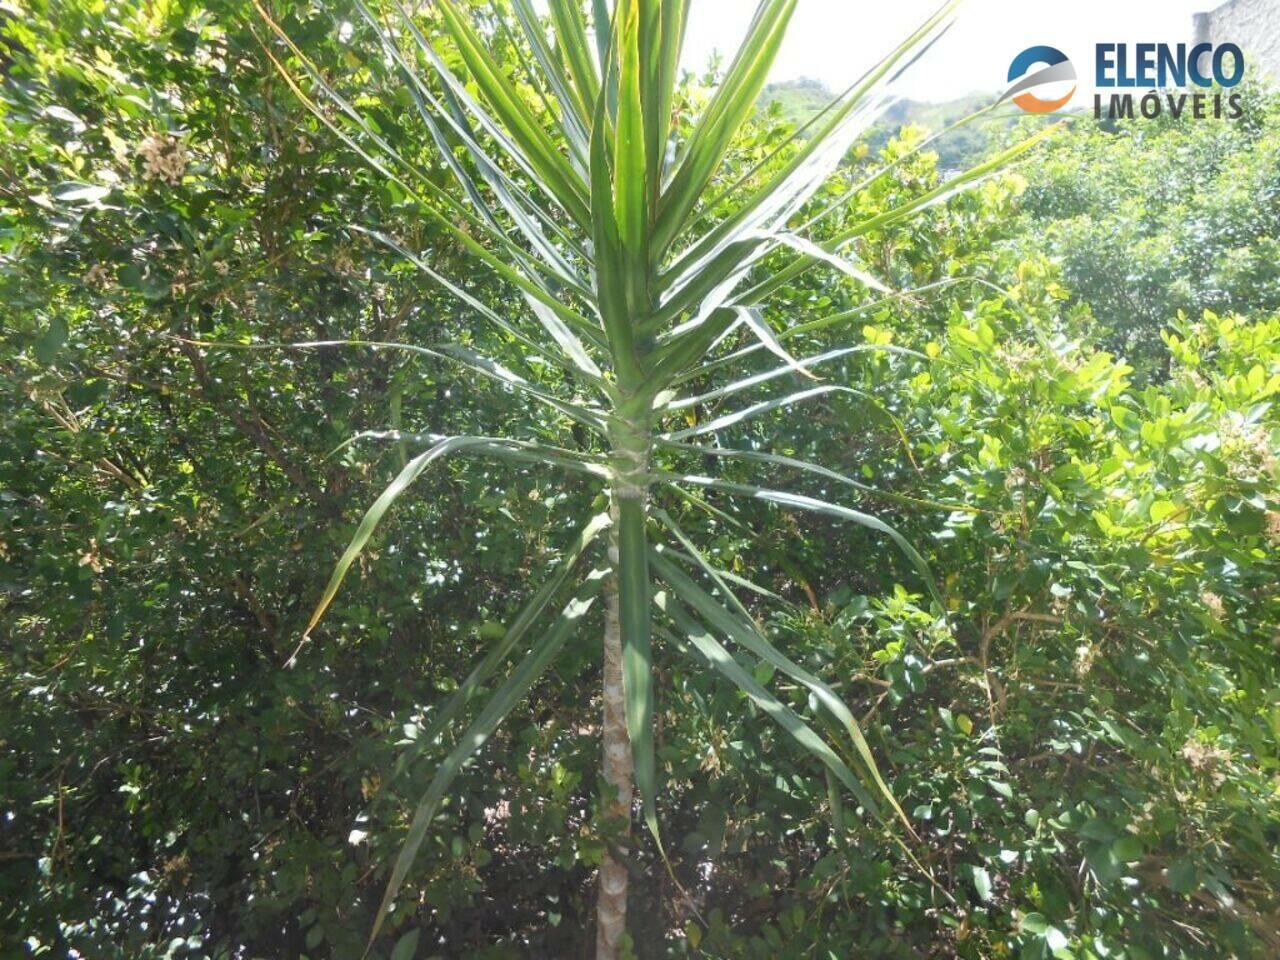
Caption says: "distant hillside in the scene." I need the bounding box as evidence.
[757,77,833,129]
[758,80,1016,172]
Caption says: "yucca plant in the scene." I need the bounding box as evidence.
[250,0,1053,953]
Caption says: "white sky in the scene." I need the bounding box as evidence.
[682,0,1219,102]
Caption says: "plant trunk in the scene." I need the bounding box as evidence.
[597,572,633,959]
[598,405,651,959]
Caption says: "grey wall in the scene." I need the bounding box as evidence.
[1194,0,1280,84]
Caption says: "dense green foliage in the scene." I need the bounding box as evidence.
[1017,88,1280,372]
[2,2,1278,959]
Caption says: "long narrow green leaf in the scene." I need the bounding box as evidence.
[613,0,650,318]
[664,483,755,538]
[350,2,499,229]
[662,1,960,278]
[253,13,551,285]
[682,67,883,238]
[770,231,889,292]
[549,0,602,120]
[376,0,593,270]
[735,122,1065,307]
[660,473,945,610]
[494,8,558,108]
[435,0,591,225]
[356,0,591,295]
[614,491,658,840]
[255,5,504,245]
[656,208,892,344]
[523,293,607,381]
[663,279,971,391]
[254,18,603,361]
[171,334,608,436]
[829,123,1065,250]
[304,437,499,638]
[651,513,783,616]
[664,378,924,477]
[655,591,879,816]
[384,0,585,226]
[352,226,608,380]
[653,226,886,342]
[430,342,608,434]
[589,79,643,385]
[492,2,590,169]
[367,569,609,950]
[655,242,769,340]
[657,437,975,514]
[800,102,1001,233]
[511,0,592,158]
[772,282,960,345]
[590,0,612,71]
[651,543,908,826]
[667,343,925,406]
[440,80,592,266]
[658,129,1057,352]
[657,543,784,604]
[653,93,886,310]
[649,305,740,385]
[641,0,682,205]
[666,384,878,441]
[337,430,611,483]
[654,225,891,373]
[405,513,611,771]
[735,305,817,381]
[652,0,797,258]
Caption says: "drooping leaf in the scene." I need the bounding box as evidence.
[651,543,907,826]
[406,513,611,764]
[662,474,946,611]
[656,590,880,817]
[368,570,608,948]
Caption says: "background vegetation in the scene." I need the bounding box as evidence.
[761,81,1005,173]
[2,1,1278,958]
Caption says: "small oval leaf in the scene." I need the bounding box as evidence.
[391,928,420,960]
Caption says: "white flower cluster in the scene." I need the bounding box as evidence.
[138,134,188,185]
[1181,737,1230,784]
[1218,414,1276,483]
[995,340,1037,371]
[79,539,106,574]
[1073,642,1097,678]
[83,263,112,289]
